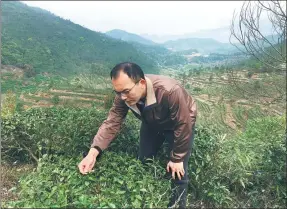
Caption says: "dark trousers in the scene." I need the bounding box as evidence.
[138,122,195,208]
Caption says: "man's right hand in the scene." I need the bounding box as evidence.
[78,148,99,174]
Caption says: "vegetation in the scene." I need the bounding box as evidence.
[1,1,286,208]
[162,37,239,54]
[230,0,286,71]
[1,105,285,207]
[105,29,189,67]
[2,62,286,208]
[105,29,157,46]
[173,48,199,56]
[190,52,247,65]
[1,2,160,75]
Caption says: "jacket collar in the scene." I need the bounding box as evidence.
[144,76,157,106]
[125,76,157,115]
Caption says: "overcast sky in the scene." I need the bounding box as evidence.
[22,1,245,36]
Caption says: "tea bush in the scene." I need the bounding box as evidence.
[188,126,232,207]
[1,107,108,162]
[2,106,286,208]
[1,90,17,119]
[1,107,143,163]
[4,152,171,208]
[218,116,286,207]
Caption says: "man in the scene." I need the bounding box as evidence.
[78,62,197,208]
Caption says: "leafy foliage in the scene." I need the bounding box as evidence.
[220,116,286,207]
[1,91,17,119]
[4,153,171,208]
[2,105,285,208]
[1,107,108,162]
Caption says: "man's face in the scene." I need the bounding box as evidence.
[112,71,146,106]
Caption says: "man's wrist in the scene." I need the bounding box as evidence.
[89,147,100,158]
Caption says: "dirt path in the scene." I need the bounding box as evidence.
[20,94,37,103]
[1,163,35,203]
[50,89,106,97]
[224,103,237,130]
[59,95,103,102]
[194,95,213,106]
[30,92,52,99]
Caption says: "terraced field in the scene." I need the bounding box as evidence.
[2,65,285,134]
[1,65,115,111]
[161,68,286,133]
[19,89,107,110]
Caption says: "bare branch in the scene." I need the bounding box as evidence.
[230,0,286,71]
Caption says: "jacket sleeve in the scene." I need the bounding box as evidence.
[91,95,129,151]
[168,85,197,163]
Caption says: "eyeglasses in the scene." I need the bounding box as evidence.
[113,81,139,97]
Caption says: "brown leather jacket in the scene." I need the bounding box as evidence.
[91,74,197,162]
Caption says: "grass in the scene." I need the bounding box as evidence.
[187,69,286,134]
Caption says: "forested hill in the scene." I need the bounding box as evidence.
[1,2,161,75]
[105,29,187,66]
[163,38,237,54]
[106,29,157,46]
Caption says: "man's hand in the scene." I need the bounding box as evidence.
[166,161,185,180]
[78,148,99,174]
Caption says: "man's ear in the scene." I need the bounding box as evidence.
[139,78,146,85]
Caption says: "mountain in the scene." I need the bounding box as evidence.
[173,49,199,55]
[130,42,188,66]
[141,23,274,44]
[106,29,156,46]
[141,27,232,44]
[104,29,187,65]
[180,27,232,44]
[162,38,238,54]
[1,2,160,75]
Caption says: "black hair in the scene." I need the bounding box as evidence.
[110,62,145,83]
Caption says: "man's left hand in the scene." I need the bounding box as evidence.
[166,161,185,180]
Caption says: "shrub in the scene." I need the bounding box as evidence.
[1,90,17,119]
[185,83,191,89]
[2,106,285,208]
[247,71,254,78]
[218,116,286,207]
[1,107,108,163]
[193,87,202,92]
[51,95,60,105]
[103,91,115,110]
[4,153,171,208]
[188,125,233,207]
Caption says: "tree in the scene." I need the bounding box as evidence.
[176,71,189,87]
[23,64,37,78]
[226,1,286,108]
[230,0,286,71]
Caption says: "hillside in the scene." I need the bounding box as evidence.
[162,38,238,54]
[141,27,232,43]
[129,43,188,66]
[105,29,187,66]
[106,29,156,46]
[141,22,273,43]
[1,2,160,75]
